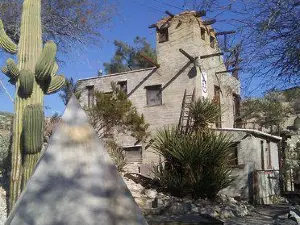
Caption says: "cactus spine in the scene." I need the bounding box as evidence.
[0,0,66,211]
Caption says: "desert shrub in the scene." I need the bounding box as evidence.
[105,139,126,172]
[0,133,11,174]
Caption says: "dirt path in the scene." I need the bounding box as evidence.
[225,205,297,225]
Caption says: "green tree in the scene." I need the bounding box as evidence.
[241,91,292,132]
[59,77,81,105]
[152,98,234,199]
[88,83,149,170]
[103,36,156,74]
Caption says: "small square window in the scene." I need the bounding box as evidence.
[124,146,142,163]
[210,35,216,48]
[201,27,206,40]
[145,85,162,106]
[158,28,169,43]
[117,81,127,94]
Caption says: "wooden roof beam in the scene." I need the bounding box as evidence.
[215,68,240,75]
[202,19,217,26]
[200,52,224,59]
[165,11,175,17]
[195,10,206,17]
[139,53,160,68]
[215,31,236,36]
[179,49,196,62]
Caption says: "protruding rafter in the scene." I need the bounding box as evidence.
[215,68,240,75]
[139,53,160,68]
[179,49,197,62]
[202,19,216,26]
[215,31,236,36]
[200,52,224,59]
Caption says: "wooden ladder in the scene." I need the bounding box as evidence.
[178,88,196,134]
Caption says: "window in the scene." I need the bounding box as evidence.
[146,85,162,106]
[229,142,239,166]
[210,35,216,48]
[158,28,169,43]
[266,141,272,169]
[86,85,95,108]
[117,81,127,94]
[233,94,241,128]
[201,27,206,40]
[124,146,142,163]
[261,141,265,170]
[214,86,221,128]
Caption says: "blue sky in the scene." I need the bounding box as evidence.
[0,0,266,116]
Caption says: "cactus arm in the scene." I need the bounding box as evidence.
[51,62,59,76]
[35,41,57,81]
[46,75,66,94]
[7,58,20,79]
[19,69,34,97]
[1,65,9,76]
[0,19,17,54]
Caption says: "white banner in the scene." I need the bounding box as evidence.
[201,71,208,99]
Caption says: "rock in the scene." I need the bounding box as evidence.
[168,202,191,215]
[219,208,235,219]
[191,204,199,213]
[145,189,157,199]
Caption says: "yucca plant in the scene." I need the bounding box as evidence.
[189,98,221,131]
[153,127,234,199]
[152,98,234,199]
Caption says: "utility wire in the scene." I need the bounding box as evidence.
[131,0,165,14]
[152,0,184,11]
[0,80,14,103]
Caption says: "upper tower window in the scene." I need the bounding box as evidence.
[201,27,206,40]
[158,28,169,43]
[210,35,216,48]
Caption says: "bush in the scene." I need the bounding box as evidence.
[0,133,11,174]
[152,128,234,199]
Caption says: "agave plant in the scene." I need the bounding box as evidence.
[152,127,234,199]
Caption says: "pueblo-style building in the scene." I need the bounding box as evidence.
[77,11,282,203]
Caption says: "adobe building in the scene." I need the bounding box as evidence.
[77,11,282,203]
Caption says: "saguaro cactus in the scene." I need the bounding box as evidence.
[0,0,66,211]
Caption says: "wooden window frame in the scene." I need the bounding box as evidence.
[145,85,162,106]
[201,27,206,40]
[233,93,242,128]
[210,35,216,48]
[124,146,142,163]
[214,85,222,128]
[117,80,128,94]
[158,28,169,43]
[266,141,272,169]
[261,140,265,170]
[87,85,95,108]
